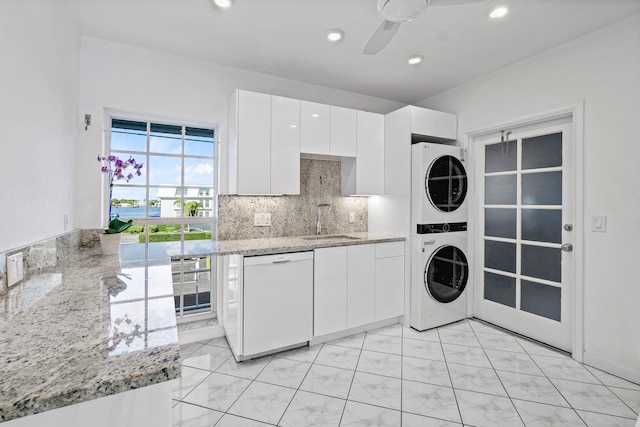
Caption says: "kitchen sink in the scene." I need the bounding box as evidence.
[302,235,361,241]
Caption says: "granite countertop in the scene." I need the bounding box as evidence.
[169,232,406,259]
[0,248,181,422]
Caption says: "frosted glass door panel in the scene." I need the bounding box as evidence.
[521,280,561,321]
[521,245,561,282]
[522,172,562,205]
[484,240,516,273]
[522,133,562,169]
[485,140,517,172]
[521,209,562,243]
[485,208,516,239]
[484,272,516,308]
[485,175,517,205]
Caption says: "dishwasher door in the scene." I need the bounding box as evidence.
[243,252,314,357]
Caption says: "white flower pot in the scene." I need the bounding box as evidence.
[100,233,122,255]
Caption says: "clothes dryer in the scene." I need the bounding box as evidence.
[412,143,468,233]
[411,228,469,330]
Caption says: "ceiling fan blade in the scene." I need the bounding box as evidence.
[363,20,402,55]
[429,0,483,5]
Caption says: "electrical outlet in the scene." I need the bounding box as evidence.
[592,215,607,232]
[7,252,24,287]
[254,213,272,227]
[349,212,355,223]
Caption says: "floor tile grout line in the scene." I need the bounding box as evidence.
[337,332,365,426]
[274,342,325,426]
[466,319,527,426]
[603,386,640,417]
[437,324,464,425]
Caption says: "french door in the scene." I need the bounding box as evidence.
[474,118,574,352]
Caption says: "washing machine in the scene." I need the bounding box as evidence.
[412,143,468,232]
[411,226,469,331]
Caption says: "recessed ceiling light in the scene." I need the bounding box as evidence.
[212,0,234,10]
[408,55,423,65]
[326,29,345,42]
[488,4,509,19]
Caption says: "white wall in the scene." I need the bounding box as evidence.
[0,1,80,252]
[77,37,403,229]
[418,14,640,381]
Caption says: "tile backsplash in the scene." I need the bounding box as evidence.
[218,158,368,240]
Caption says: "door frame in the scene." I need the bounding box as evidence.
[463,101,584,362]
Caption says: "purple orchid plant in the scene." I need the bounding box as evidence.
[98,154,144,224]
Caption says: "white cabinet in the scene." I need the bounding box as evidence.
[374,242,405,321]
[347,244,375,328]
[342,111,384,195]
[271,96,300,194]
[228,89,300,195]
[300,101,330,155]
[330,106,357,157]
[409,106,457,140]
[314,246,348,336]
[314,241,403,338]
[231,90,271,194]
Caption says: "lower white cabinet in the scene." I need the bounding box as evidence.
[347,244,375,329]
[313,246,348,336]
[375,241,405,321]
[314,242,404,338]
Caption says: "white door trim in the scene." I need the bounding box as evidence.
[463,101,584,362]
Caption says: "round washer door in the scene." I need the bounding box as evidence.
[425,155,468,212]
[424,245,469,303]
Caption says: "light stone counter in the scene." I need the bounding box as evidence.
[0,247,181,423]
[169,232,406,260]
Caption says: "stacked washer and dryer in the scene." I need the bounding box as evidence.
[410,143,470,331]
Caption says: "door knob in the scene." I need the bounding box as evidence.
[564,224,573,231]
[561,243,573,252]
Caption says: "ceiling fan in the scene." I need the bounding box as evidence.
[363,0,483,55]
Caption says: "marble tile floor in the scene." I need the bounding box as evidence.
[172,319,640,426]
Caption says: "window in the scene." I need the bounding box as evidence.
[107,117,216,243]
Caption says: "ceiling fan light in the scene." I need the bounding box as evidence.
[488,5,509,19]
[378,0,428,23]
[326,29,345,42]
[408,55,423,65]
[213,0,234,10]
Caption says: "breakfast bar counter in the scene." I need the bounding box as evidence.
[0,247,181,425]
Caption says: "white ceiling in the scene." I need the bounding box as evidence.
[70,0,640,104]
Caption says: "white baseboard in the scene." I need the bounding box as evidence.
[309,317,400,346]
[582,352,640,385]
[178,324,225,345]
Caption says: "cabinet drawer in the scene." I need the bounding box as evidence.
[375,241,404,258]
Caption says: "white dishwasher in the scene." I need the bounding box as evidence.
[241,251,314,359]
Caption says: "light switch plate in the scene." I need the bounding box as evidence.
[592,215,607,232]
[349,212,355,223]
[254,213,272,227]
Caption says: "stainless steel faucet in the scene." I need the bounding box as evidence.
[316,204,330,235]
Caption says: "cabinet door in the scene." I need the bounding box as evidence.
[410,106,457,140]
[330,106,357,157]
[347,244,375,329]
[355,111,384,195]
[375,256,404,321]
[237,90,271,194]
[271,96,300,194]
[301,101,330,155]
[314,247,347,336]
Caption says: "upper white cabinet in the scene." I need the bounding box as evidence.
[271,96,301,194]
[330,106,357,157]
[228,89,300,195]
[342,111,385,195]
[409,106,457,140]
[300,101,330,155]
